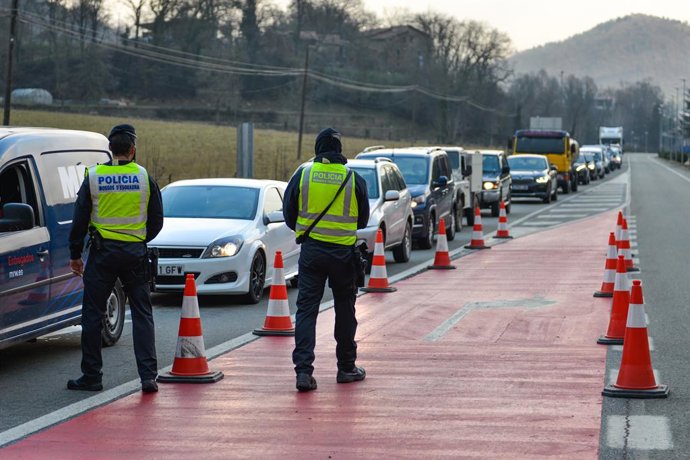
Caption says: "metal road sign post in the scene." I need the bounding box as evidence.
[236,122,254,178]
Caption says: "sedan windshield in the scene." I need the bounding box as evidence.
[507,156,547,170]
[482,155,500,175]
[162,185,259,220]
[350,167,379,199]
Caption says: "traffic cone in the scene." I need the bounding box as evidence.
[602,280,669,398]
[620,218,639,272]
[19,258,50,305]
[361,229,396,293]
[253,251,295,336]
[594,232,617,298]
[614,210,624,247]
[597,255,630,345]
[428,218,456,270]
[464,207,491,250]
[494,200,513,239]
[158,274,224,383]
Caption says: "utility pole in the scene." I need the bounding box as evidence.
[296,45,310,160]
[3,0,19,126]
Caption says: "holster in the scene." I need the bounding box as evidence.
[87,228,103,251]
[145,247,159,289]
[352,242,368,287]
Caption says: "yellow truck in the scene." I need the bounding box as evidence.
[509,130,580,194]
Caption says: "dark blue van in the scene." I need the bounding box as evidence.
[0,128,126,350]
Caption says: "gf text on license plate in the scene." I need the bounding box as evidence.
[512,185,528,190]
[158,265,183,276]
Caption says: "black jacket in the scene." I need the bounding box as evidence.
[283,151,369,236]
[68,160,164,259]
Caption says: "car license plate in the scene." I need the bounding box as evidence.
[512,185,528,191]
[158,265,183,276]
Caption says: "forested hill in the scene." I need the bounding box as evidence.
[509,14,690,96]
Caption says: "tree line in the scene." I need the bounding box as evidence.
[0,0,666,147]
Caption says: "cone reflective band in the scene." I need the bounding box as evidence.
[158,274,224,383]
[494,200,513,239]
[254,251,295,336]
[620,218,639,272]
[615,210,624,249]
[594,232,617,297]
[602,280,669,398]
[597,255,630,345]
[361,229,396,292]
[465,207,490,250]
[428,218,456,269]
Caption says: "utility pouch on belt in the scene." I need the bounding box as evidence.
[87,228,103,251]
[353,242,368,287]
[146,247,159,289]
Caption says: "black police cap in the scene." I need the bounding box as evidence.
[108,124,137,141]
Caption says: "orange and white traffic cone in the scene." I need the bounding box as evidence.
[464,207,491,250]
[253,251,295,336]
[361,229,396,293]
[598,255,630,345]
[620,218,639,272]
[614,210,624,246]
[428,219,456,270]
[494,200,513,239]
[594,232,618,298]
[158,274,224,383]
[602,280,669,398]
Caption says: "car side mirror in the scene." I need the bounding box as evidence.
[432,175,448,188]
[0,203,35,231]
[550,164,558,172]
[264,210,285,225]
[501,165,510,175]
[384,190,400,202]
[463,165,473,177]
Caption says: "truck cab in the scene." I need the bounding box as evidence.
[440,146,482,228]
[511,130,579,194]
[0,128,126,350]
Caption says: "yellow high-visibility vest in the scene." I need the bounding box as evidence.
[87,162,150,242]
[296,162,358,246]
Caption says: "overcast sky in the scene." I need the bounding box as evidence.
[107,0,690,52]
[268,0,690,52]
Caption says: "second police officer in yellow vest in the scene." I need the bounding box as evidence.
[67,124,164,393]
[283,128,370,392]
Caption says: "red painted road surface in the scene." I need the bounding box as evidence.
[3,211,616,459]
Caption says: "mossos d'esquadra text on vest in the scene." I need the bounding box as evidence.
[97,174,142,192]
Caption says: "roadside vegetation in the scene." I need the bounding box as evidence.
[13,109,412,185]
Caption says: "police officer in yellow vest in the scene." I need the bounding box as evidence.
[67,124,163,393]
[283,128,369,391]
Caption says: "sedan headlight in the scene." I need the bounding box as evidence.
[576,164,586,172]
[588,163,596,170]
[483,181,497,190]
[411,195,426,208]
[535,175,550,183]
[203,236,243,258]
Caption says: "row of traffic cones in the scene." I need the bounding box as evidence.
[157,200,511,383]
[595,210,668,399]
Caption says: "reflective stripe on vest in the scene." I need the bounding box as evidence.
[88,163,150,242]
[296,163,358,246]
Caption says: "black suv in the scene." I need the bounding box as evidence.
[356,147,458,249]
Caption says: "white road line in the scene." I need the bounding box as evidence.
[538,214,588,219]
[606,416,674,450]
[652,156,690,184]
[520,220,564,226]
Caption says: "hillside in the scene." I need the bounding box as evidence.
[509,14,690,97]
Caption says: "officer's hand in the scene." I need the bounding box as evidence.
[70,259,84,277]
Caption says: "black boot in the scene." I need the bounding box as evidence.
[336,366,366,384]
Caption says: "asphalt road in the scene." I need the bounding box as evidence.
[0,165,628,435]
[599,153,690,459]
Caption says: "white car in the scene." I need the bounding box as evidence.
[149,178,299,303]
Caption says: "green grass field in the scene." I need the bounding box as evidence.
[13,109,414,185]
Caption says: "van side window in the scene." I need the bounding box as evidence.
[262,187,283,215]
[0,161,41,229]
[380,165,393,194]
[431,158,441,183]
[441,156,452,178]
[383,166,401,192]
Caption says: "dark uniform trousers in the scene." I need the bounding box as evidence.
[81,239,157,382]
[293,239,358,376]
